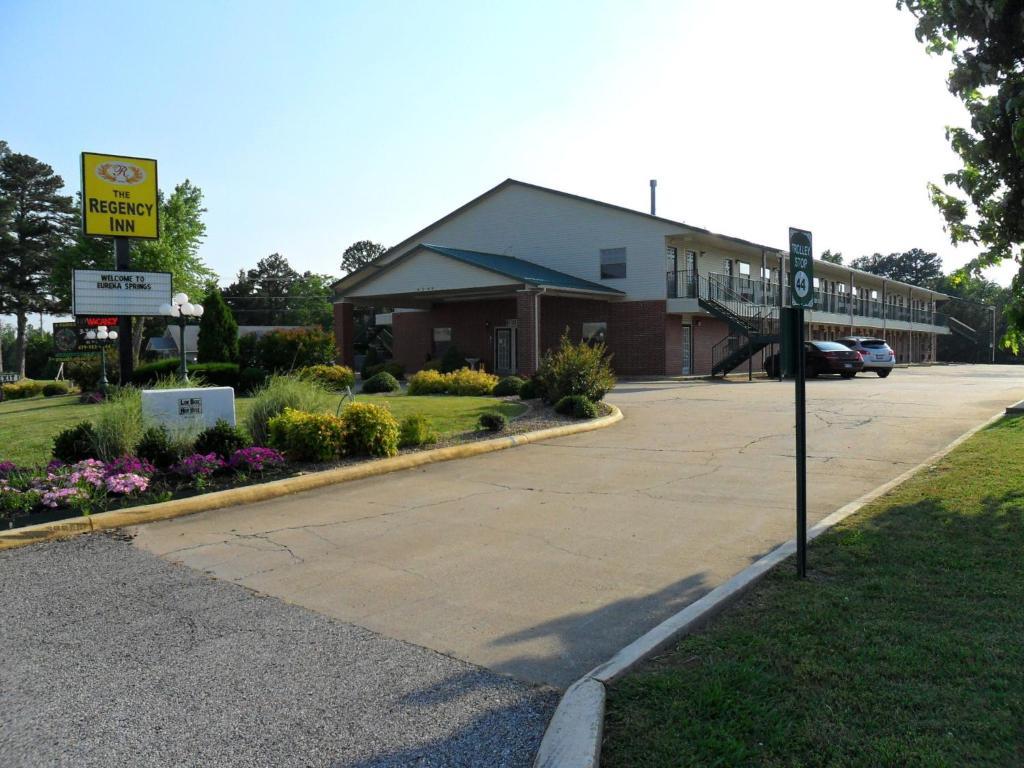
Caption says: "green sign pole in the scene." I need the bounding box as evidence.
[789,227,813,578]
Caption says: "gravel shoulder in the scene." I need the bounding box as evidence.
[0,534,557,768]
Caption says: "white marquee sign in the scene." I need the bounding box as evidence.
[72,269,172,316]
[141,387,236,430]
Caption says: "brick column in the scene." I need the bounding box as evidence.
[516,289,541,376]
[333,301,354,367]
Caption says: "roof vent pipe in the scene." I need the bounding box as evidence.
[649,179,657,215]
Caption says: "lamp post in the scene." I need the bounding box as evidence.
[84,325,119,396]
[159,293,205,382]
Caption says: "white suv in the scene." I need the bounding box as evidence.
[836,337,895,377]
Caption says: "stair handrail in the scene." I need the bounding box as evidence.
[699,274,776,337]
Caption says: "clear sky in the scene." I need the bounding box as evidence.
[2,0,1011,297]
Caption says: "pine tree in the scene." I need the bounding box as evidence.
[197,287,239,363]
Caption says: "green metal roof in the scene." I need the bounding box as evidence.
[419,244,624,295]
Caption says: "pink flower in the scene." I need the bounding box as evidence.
[104,473,149,495]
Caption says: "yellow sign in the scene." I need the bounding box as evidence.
[81,152,159,239]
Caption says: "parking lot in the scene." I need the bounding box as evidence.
[132,365,1024,688]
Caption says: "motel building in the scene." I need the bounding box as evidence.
[332,180,960,378]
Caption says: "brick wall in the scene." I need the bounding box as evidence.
[392,299,518,373]
[691,317,731,376]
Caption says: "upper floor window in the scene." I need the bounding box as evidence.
[600,248,627,279]
[666,246,677,274]
[738,261,750,277]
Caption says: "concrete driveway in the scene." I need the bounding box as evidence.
[132,365,1024,688]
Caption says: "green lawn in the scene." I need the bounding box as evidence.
[603,416,1024,768]
[0,392,525,467]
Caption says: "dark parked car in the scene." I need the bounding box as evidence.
[764,340,864,378]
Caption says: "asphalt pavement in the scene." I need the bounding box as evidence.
[0,533,557,768]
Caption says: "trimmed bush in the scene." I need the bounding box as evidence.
[268,408,346,462]
[197,287,239,363]
[421,358,442,371]
[362,361,405,380]
[361,371,401,394]
[92,388,144,461]
[518,378,538,400]
[136,425,180,469]
[340,403,400,457]
[406,368,498,396]
[554,394,598,419]
[493,376,525,397]
[2,380,44,400]
[240,366,269,395]
[190,362,240,389]
[194,419,251,459]
[42,381,72,397]
[398,414,437,448]
[53,421,98,463]
[299,364,355,391]
[131,359,181,385]
[257,327,335,372]
[478,411,508,432]
[534,331,616,403]
[439,345,468,374]
[360,346,381,380]
[245,376,334,446]
[65,355,119,391]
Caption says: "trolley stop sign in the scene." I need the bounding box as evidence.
[789,228,814,308]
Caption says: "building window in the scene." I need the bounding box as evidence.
[433,327,451,343]
[738,261,750,277]
[666,246,677,274]
[600,248,627,279]
[582,322,607,346]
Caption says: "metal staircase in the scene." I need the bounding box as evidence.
[697,274,780,376]
[945,315,978,345]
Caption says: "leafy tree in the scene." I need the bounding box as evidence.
[286,271,335,329]
[898,1,1024,348]
[197,287,239,363]
[223,253,299,326]
[0,148,76,376]
[340,240,385,274]
[933,273,1017,363]
[849,248,943,286]
[820,250,844,265]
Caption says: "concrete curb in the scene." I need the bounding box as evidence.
[533,408,1006,768]
[0,405,623,551]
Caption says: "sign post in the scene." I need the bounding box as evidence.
[81,152,160,383]
[789,227,814,578]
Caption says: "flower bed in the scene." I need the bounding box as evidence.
[0,448,286,530]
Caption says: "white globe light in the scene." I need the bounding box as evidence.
[181,302,195,316]
[173,292,189,306]
[96,330,108,340]
[159,303,173,316]
[97,325,107,332]
[108,331,118,340]
[193,304,204,317]
[170,304,181,317]
[85,331,97,340]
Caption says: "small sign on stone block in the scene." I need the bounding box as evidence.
[141,387,236,431]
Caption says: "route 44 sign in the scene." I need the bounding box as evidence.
[789,228,814,308]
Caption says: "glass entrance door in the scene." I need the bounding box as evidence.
[495,327,516,374]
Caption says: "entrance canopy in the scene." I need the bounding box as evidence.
[339,244,624,307]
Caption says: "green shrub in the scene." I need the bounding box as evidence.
[299,364,355,391]
[518,378,538,400]
[245,375,334,446]
[131,359,181,385]
[65,354,119,391]
[268,407,346,462]
[240,366,269,395]
[194,419,251,458]
[53,421,98,463]
[1,380,43,400]
[493,376,525,397]
[478,411,508,432]
[360,346,381,379]
[361,371,401,394]
[439,345,468,374]
[196,287,239,363]
[340,403,400,457]
[136,425,180,469]
[398,414,437,448]
[42,381,73,397]
[92,387,144,461]
[190,362,240,389]
[362,361,405,380]
[406,369,447,395]
[534,331,616,403]
[257,327,335,372]
[554,394,598,419]
[238,334,260,368]
[421,358,442,371]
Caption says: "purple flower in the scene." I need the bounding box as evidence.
[103,456,155,478]
[41,486,87,508]
[171,453,226,479]
[104,472,149,495]
[0,461,17,478]
[228,447,286,472]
